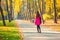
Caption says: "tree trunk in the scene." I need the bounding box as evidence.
[27,0,30,20]
[53,0,57,23]
[9,0,13,22]
[0,0,6,26]
[6,0,11,22]
[38,0,45,24]
[42,0,45,24]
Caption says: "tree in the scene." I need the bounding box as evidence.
[0,0,6,26]
[6,0,11,22]
[9,0,13,22]
[38,0,45,24]
[27,0,31,20]
[48,0,52,15]
[53,0,57,23]
[6,0,13,22]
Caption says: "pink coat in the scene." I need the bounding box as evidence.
[34,17,41,25]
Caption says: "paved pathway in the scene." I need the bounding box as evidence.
[16,20,60,40]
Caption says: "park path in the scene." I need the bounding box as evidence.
[16,20,60,40]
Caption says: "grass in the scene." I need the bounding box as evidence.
[0,20,16,27]
[0,27,20,40]
[0,20,21,40]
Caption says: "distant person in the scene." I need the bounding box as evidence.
[34,11,41,33]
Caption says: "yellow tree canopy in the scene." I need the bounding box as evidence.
[14,0,22,15]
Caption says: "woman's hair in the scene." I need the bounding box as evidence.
[36,11,40,18]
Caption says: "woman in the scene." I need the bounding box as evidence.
[34,11,41,33]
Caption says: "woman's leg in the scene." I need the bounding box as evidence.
[37,25,41,33]
[39,25,41,33]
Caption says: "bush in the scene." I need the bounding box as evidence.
[43,14,52,20]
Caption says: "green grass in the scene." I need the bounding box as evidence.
[0,31,20,40]
[0,20,16,27]
[0,20,21,40]
[0,27,20,40]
